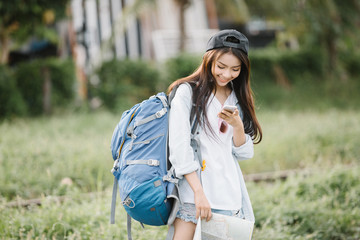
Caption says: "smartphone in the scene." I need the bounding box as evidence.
[222,105,237,113]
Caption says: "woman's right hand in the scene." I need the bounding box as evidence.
[194,189,212,222]
[184,171,212,222]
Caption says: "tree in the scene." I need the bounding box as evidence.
[214,0,249,25]
[297,0,360,73]
[0,0,69,64]
[245,0,360,74]
[0,1,70,114]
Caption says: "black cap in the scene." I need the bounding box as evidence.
[206,29,249,54]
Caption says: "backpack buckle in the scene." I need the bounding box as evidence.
[122,197,135,208]
[111,159,119,173]
[155,108,167,118]
[148,159,160,166]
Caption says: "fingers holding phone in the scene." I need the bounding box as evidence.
[220,105,238,119]
[218,105,242,129]
[222,105,237,114]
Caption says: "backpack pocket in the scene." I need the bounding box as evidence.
[123,177,172,226]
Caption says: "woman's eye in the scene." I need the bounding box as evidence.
[233,68,240,72]
[217,65,225,69]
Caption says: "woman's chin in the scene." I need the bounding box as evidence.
[216,81,230,87]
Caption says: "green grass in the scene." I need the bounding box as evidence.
[242,109,360,173]
[1,105,359,239]
[249,166,360,239]
[0,191,168,239]
[1,166,358,239]
[1,109,359,201]
[0,111,119,200]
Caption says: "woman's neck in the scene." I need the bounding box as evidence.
[214,85,232,105]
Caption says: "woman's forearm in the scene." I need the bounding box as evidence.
[184,171,212,221]
[232,125,246,147]
[184,171,203,194]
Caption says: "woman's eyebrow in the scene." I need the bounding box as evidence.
[217,61,241,68]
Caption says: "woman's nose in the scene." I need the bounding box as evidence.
[223,69,232,79]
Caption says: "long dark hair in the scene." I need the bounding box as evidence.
[168,48,262,144]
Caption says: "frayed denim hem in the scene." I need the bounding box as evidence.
[175,203,245,225]
[176,203,198,224]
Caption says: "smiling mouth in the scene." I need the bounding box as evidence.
[219,77,231,83]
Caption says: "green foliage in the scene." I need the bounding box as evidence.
[278,48,326,78]
[246,0,360,74]
[0,1,69,66]
[163,53,202,88]
[214,0,249,23]
[0,65,27,118]
[299,0,360,42]
[13,58,75,116]
[14,61,43,115]
[252,74,360,112]
[246,0,360,48]
[93,58,161,110]
[48,59,76,106]
[249,48,360,111]
[243,0,286,19]
[341,52,360,76]
[0,0,69,41]
[250,47,325,84]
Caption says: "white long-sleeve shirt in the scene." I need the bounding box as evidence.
[168,84,255,216]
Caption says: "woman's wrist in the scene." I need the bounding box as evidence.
[233,125,246,147]
[194,188,205,196]
[233,123,244,132]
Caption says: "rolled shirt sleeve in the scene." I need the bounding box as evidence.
[232,134,254,161]
[168,84,200,179]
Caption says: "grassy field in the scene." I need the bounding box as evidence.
[1,107,359,239]
[250,166,360,239]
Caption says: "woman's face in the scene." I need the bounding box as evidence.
[211,52,241,88]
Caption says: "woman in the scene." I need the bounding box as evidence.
[168,29,262,239]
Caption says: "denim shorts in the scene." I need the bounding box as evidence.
[176,203,245,224]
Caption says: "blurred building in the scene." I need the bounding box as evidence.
[70,0,278,68]
[70,0,218,67]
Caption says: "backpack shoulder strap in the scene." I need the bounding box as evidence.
[110,177,118,224]
[168,82,197,128]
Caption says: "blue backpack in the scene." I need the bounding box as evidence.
[110,85,197,239]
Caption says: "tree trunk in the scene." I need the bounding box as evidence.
[67,3,88,102]
[326,37,337,74]
[0,33,9,64]
[42,66,52,115]
[175,0,191,52]
[273,64,291,89]
[205,0,219,29]
[178,3,186,52]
